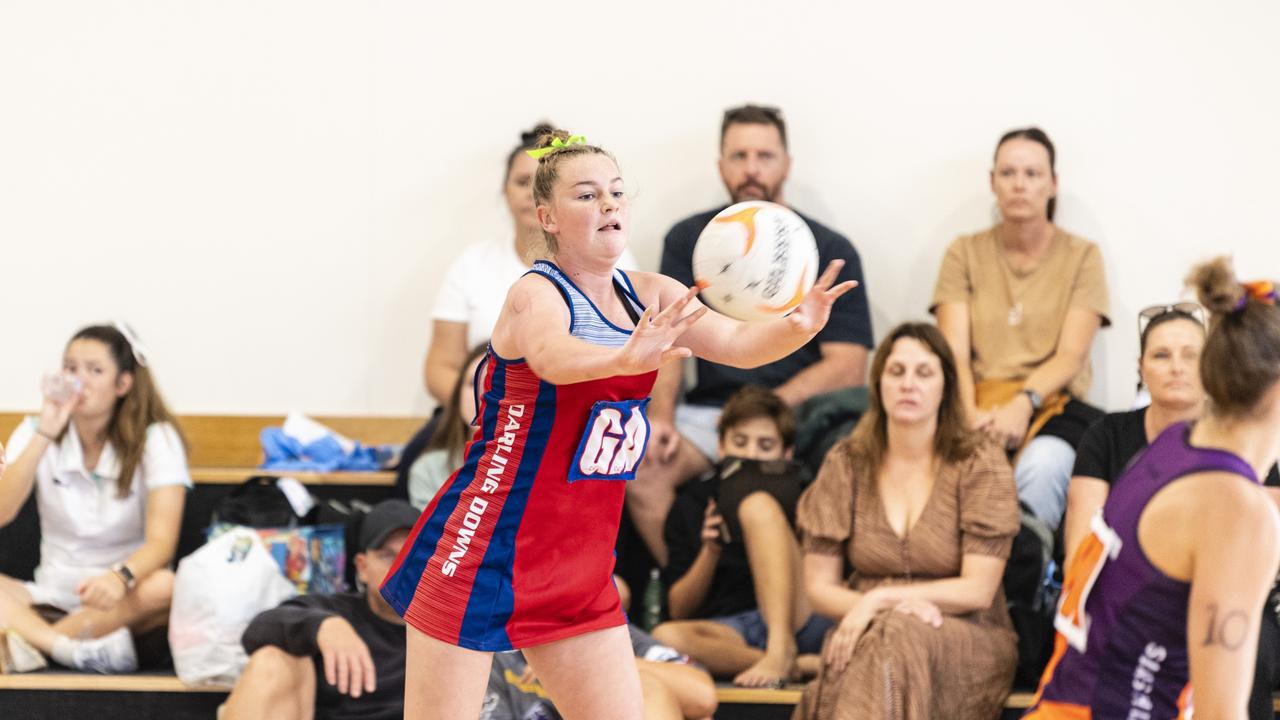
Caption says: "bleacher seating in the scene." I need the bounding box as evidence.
[2,412,1278,719]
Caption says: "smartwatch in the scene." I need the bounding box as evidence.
[1021,389,1044,412]
[112,563,137,590]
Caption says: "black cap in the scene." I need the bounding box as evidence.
[358,500,420,552]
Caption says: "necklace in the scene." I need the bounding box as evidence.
[996,225,1055,327]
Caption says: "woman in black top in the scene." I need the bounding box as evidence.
[1062,303,1280,720]
[1063,305,1207,559]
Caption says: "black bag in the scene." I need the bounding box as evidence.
[1003,503,1060,689]
[311,497,376,590]
[713,458,810,544]
[210,476,307,529]
[793,386,869,474]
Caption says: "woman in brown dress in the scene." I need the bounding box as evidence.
[793,322,1020,720]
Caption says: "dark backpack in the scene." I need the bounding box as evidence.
[210,475,307,529]
[793,386,869,474]
[1003,503,1061,688]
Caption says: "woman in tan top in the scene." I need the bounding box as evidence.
[794,322,1019,720]
[932,127,1109,532]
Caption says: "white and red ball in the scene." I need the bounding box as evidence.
[692,201,819,322]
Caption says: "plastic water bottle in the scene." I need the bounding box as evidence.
[41,372,82,404]
[642,568,663,631]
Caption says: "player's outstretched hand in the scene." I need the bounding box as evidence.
[618,285,707,375]
[788,260,859,334]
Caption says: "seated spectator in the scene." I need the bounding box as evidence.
[653,386,830,688]
[422,122,555,406]
[637,103,872,566]
[794,322,1018,719]
[0,324,189,673]
[1062,303,1280,720]
[932,127,1109,532]
[221,499,420,720]
[407,343,487,509]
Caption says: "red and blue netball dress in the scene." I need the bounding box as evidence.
[381,260,654,651]
[1025,422,1261,719]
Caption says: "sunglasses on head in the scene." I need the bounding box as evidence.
[1137,303,1205,337]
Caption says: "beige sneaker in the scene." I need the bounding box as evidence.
[0,628,49,673]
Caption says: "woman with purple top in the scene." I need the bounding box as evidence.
[1025,258,1280,719]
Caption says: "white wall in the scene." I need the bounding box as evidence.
[2,0,1277,416]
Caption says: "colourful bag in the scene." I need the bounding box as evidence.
[209,523,347,594]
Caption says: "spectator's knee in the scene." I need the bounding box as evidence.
[1015,435,1076,530]
[1015,436,1075,488]
[243,646,308,690]
[651,622,686,650]
[682,667,719,718]
[737,490,785,528]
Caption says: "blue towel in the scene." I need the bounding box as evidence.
[259,427,387,472]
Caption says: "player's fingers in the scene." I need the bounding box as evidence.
[637,303,657,328]
[659,346,693,365]
[824,280,859,300]
[659,285,700,321]
[674,305,709,330]
[814,259,846,290]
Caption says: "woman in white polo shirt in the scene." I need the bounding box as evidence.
[421,122,639,404]
[0,324,190,673]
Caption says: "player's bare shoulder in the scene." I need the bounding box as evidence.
[626,270,699,306]
[1194,471,1280,541]
[505,272,569,318]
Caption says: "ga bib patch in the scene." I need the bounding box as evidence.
[569,398,650,482]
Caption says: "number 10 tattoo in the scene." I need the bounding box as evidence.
[1202,603,1249,651]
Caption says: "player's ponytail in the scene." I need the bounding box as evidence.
[1186,256,1280,418]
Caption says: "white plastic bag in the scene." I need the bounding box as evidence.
[169,526,297,686]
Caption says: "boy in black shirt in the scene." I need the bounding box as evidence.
[653,387,830,689]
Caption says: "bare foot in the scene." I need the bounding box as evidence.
[733,649,794,688]
[790,654,821,681]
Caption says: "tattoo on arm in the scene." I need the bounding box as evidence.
[1201,603,1249,651]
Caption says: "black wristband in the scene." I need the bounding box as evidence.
[112,564,137,590]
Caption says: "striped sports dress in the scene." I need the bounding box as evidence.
[1025,422,1262,719]
[382,260,655,651]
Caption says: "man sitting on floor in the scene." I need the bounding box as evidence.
[221,499,418,720]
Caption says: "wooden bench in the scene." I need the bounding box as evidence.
[711,685,1038,719]
[3,674,1277,720]
[0,674,1028,720]
[0,412,422,469]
